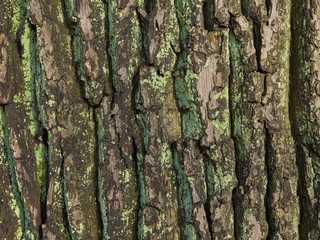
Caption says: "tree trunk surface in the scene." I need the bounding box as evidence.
[0,0,319,239]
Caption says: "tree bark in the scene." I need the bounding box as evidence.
[0,0,319,239]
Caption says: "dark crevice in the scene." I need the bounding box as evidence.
[197,141,214,240]
[29,22,42,118]
[260,40,271,237]
[132,137,141,240]
[26,16,49,239]
[170,142,185,239]
[59,143,73,240]
[16,25,25,59]
[231,189,239,240]
[131,64,142,117]
[41,129,48,160]
[266,0,272,17]
[132,68,148,240]
[106,0,116,109]
[252,22,263,73]
[228,22,240,240]
[230,135,242,240]
[289,1,309,238]
[310,149,320,237]
[203,0,215,31]
[133,107,148,240]
[93,108,107,240]
[133,7,147,240]
[136,8,148,68]
[171,141,197,240]
[289,3,320,236]
[196,141,214,238]
[264,124,274,240]
[39,128,49,240]
[202,150,214,240]
[144,0,153,16]
[295,145,311,239]
[240,0,249,18]
[261,75,268,104]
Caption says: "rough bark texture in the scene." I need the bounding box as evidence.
[0,0,318,239]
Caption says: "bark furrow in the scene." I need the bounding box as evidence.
[1,0,319,239]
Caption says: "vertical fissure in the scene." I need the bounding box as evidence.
[264,125,274,240]
[0,106,33,238]
[38,127,49,239]
[106,0,117,103]
[27,21,50,238]
[132,136,146,240]
[288,11,302,240]
[132,74,146,240]
[265,0,272,17]
[171,142,197,240]
[288,0,312,238]
[132,15,148,238]
[173,0,200,140]
[228,25,240,240]
[289,1,310,237]
[133,115,149,240]
[203,0,215,31]
[253,22,264,73]
[240,0,249,18]
[13,1,47,238]
[93,107,108,240]
[202,150,214,240]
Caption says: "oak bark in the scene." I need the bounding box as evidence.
[0,0,319,239]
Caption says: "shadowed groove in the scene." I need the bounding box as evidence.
[0,107,33,239]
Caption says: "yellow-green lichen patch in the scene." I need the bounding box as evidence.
[0,108,34,238]
[16,23,39,136]
[210,87,231,135]
[140,69,171,106]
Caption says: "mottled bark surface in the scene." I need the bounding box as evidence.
[0,0,319,239]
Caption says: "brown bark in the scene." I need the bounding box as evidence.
[0,0,319,239]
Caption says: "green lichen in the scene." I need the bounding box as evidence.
[64,0,75,21]
[173,0,203,140]
[136,150,149,240]
[136,114,150,149]
[0,109,34,239]
[14,23,38,136]
[229,31,245,140]
[60,146,74,240]
[172,147,197,240]
[141,69,168,102]
[204,157,214,198]
[211,87,231,135]
[95,107,108,240]
[35,144,46,196]
[140,210,166,238]
[8,0,28,37]
[181,109,203,140]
